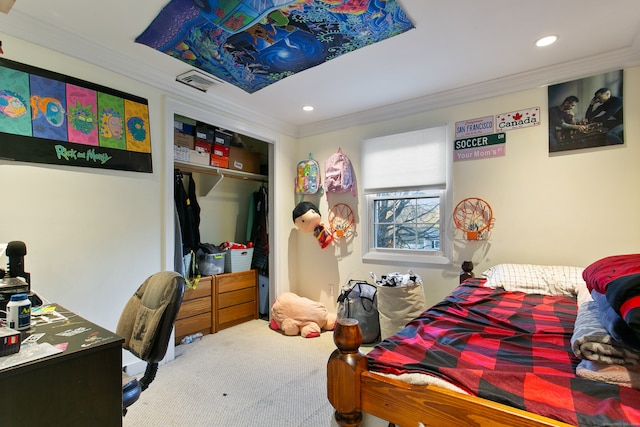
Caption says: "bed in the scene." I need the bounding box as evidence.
[327,259,640,427]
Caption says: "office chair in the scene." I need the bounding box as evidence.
[117,271,185,416]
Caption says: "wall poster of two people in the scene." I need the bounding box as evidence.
[548,70,623,153]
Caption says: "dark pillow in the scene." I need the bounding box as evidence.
[582,254,640,294]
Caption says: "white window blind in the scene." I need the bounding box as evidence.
[361,126,447,194]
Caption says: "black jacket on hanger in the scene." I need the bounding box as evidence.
[174,170,201,255]
[251,185,269,275]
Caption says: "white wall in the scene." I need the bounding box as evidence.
[295,67,640,310]
[0,34,296,368]
[2,33,638,361]
[0,35,167,331]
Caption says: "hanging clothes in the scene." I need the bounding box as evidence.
[250,184,269,275]
[174,170,201,255]
[174,204,185,275]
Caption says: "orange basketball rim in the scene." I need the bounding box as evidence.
[453,197,494,240]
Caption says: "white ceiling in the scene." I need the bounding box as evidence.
[1,1,639,137]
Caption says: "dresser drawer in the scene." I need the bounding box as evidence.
[213,270,258,332]
[219,288,255,309]
[218,301,256,326]
[177,297,212,320]
[175,312,212,341]
[217,270,256,293]
[183,276,212,301]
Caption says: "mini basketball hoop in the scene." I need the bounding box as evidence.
[453,197,494,240]
[328,203,355,239]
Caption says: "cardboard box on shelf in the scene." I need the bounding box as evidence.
[210,153,229,169]
[196,124,215,143]
[195,139,213,153]
[213,143,229,157]
[214,130,232,146]
[189,150,210,166]
[229,146,260,174]
[174,131,195,149]
[174,121,194,135]
[174,145,190,162]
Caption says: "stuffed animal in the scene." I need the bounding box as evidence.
[292,201,333,249]
[270,292,337,338]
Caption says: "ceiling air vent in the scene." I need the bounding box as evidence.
[176,70,222,92]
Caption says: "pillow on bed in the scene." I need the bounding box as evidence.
[582,254,640,294]
[482,263,585,296]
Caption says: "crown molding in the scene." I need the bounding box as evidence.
[2,10,640,140]
[298,44,640,138]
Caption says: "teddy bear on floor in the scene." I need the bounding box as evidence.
[270,292,337,338]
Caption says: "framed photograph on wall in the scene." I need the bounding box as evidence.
[548,70,623,153]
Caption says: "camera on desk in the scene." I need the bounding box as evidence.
[0,241,42,312]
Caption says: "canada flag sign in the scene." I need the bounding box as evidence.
[496,107,540,131]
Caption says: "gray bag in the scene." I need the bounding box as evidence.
[337,280,380,344]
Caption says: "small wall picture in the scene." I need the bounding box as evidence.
[548,70,623,153]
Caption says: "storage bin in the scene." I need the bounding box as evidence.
[198,252,225,275]
[224,248,254,273]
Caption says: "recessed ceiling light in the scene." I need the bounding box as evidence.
[535,35,558,47]
[302,105,314,112]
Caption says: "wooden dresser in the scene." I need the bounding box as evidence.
[214,269,259,332]
[175,270,259,343]
[175,275,213,344]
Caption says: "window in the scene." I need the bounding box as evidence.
[361,126,452,265]
[373,191,440,250]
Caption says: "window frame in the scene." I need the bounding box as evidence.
[361,126,453,266]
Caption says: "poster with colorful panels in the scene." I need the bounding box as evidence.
[0,58,152,173]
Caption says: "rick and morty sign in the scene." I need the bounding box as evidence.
[0,58,152,173]
[136,0,414,93]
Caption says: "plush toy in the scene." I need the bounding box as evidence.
[292,201,333,249]
[270,292,337,338]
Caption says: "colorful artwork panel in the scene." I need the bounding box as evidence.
[135,0,415,93]
[124,99,151,153]
[0,66,32,136]
[66,84,98,146]
[30,75,68,141]
[98,92,126,150]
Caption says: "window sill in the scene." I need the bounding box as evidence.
[362,250,451,267]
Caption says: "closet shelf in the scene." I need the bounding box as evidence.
[174,160,267,196]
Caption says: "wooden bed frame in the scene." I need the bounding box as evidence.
[327,318,573,427]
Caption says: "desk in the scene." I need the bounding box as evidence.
[0,305,124,427]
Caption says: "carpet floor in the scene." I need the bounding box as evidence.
[122,319,386,427]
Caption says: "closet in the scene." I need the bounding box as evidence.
[172,112,271,340]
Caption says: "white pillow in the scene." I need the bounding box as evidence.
[481,263,585,296]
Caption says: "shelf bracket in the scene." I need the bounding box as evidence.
[199,173,225,196]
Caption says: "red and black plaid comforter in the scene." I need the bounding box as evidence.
[367,279,640,426]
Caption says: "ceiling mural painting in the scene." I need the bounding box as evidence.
[135,0,414,93]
